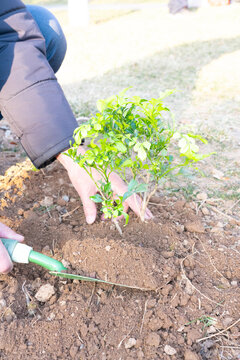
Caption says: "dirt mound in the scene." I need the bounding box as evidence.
[0,161,240,359]
[62,237,177,290]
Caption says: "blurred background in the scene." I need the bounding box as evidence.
[4,0,240,199]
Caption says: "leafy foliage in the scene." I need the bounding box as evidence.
[67,89,212,227]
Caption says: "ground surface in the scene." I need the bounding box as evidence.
[1,2,240,360]
[0,157,240,360]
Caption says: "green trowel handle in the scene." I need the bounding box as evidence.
[29,250,67,272]
[1,238,67,272]
[1,238,18,259]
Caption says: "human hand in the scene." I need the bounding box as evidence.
[57,146,153,224]
[0,222,24,274]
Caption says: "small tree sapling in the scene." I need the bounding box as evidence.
[67,89,212,232]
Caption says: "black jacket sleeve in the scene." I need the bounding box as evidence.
[0,0,78,168]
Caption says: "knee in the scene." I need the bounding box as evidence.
[26,5,67,73]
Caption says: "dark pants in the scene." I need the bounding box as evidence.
[26,5,67,73]
[0,5,66,120]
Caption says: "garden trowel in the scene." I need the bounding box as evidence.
[1,238,146,290]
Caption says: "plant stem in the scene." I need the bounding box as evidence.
[112,218,122,236]
[140,173,150,221]
[146,185,158,208]
[133,193,143,221]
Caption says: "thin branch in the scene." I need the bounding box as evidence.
[62,205,80,218]
[180,253,224,307]
[208,205,240,225]
[133,193,142,221]
[197,317,240,343]
[117,326,135,349]
[113,218,123,236]
[140,299,149,335]
[226,198,240,214]
[196,236,227,280]
[87,282,96,309]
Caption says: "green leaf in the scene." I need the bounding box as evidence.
[115,142,127,152]
[80,124,91,138]
[122,191,132,202]
[123,211,129,225]
[90,194,103,203]
[142,141,151,150]
[137,146,147,161]
[128,179,138,192]
[187,133,208,144]
[94,123,102,131]
[135,183,148,193]
[103,182,112,194]
[113,210,119,218]
[121,158,133,167]
[97,99,107,113]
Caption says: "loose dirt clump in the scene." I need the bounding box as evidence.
[63,237,176,290]
[0,159,240,360]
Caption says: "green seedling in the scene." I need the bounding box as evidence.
[186,315,217,330]
[67,88,212,232]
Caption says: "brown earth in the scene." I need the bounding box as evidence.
[0,132,240,359]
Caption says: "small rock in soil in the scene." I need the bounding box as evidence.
[161,251,174,259]
[62,195,69,202]
[70,344,78,358]
[222,317,233,327]
[185,280,195,295]
[17,208,24,216]
[207,325,216,334]
[201,207,210,215]
[4,308,16,323]
[145,333,160,347]
[150,195,162,204]
[57,198,67,206]
[184,349,200,360]
[185,221,205,233]
[147,299,157,308]
[137,350,145,359]
[161,284,173,296]
[125,338,136,349]
[196,192,208,201]
[212,169,224,180]
[0,298,7,309]
[80,324,88,337]
[35,284,55,302]
[210,226,222,233]
[187,329,201,345]
[40,196,53,207]
[225,270,232,279]
[147,318,163,331]
[164,344,177,356]
[73,226,80,232]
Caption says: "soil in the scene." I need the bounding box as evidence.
[0,128,240,360]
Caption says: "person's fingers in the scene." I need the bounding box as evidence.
[145,207,154,219]
[126,194,154,220]
[0,222,24,242]
[0,240,13,274]
[109,173,154,220]
[81,194,97,224]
